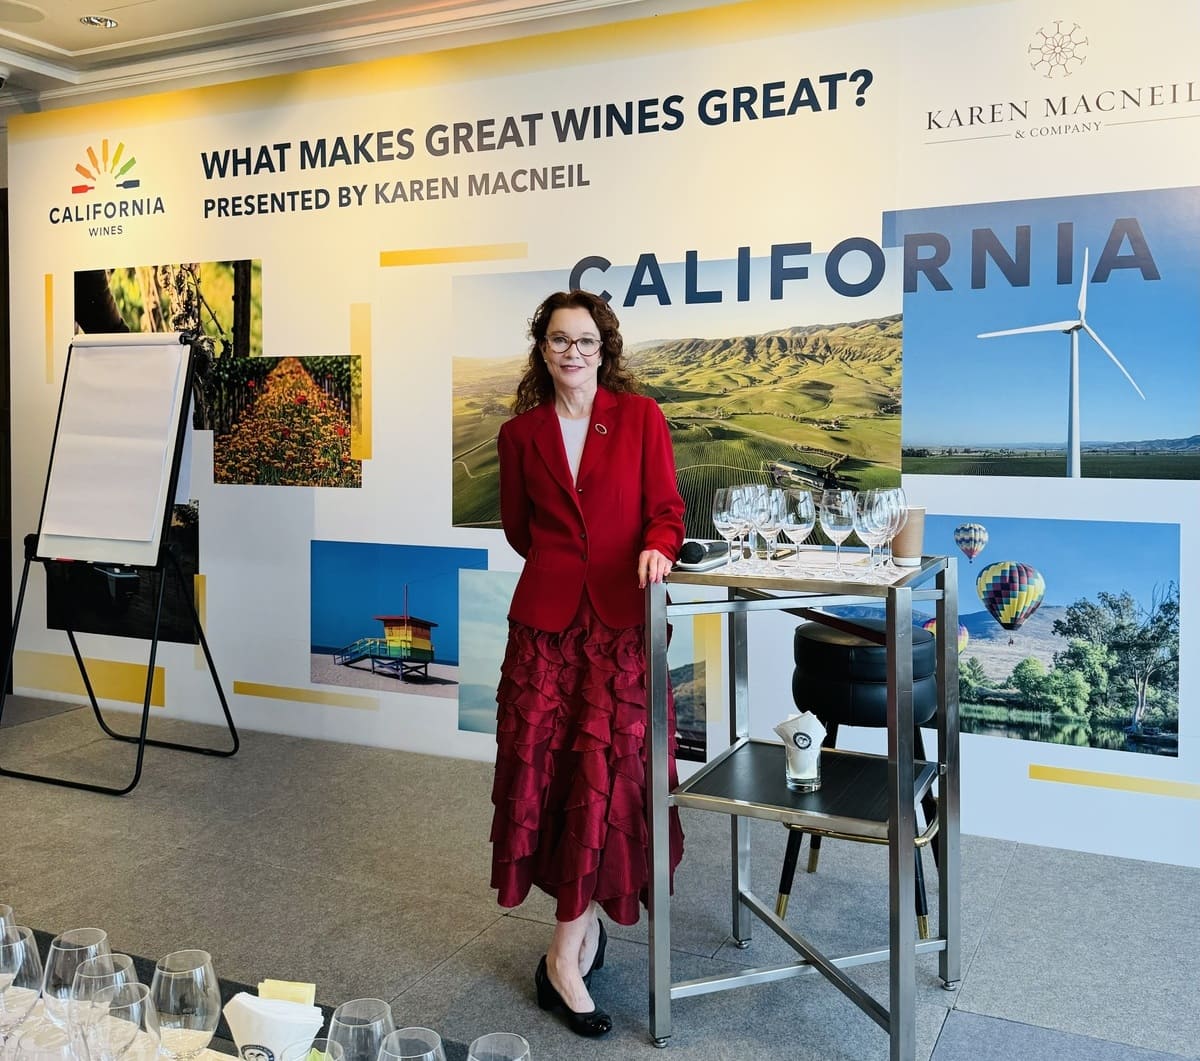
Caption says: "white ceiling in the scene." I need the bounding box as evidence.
[0,0,638,94]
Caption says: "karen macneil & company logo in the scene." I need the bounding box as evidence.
[48,137,165,236]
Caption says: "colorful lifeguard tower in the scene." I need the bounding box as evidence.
[334,593,438,681]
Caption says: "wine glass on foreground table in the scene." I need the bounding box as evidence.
[0,906,15,937]
[42,928,110,1028]
[1,927,44,1050]
[149,950,221,1061]
[327,998,395,1061]
[88,983,160,1061]
[779,489,815,571]
[280,1037,345,1061]
[466,1032,530,1061]
[67,953,136,1058]
[379,1027,448,1061]
[750,487,785,566]
[818,489,856,576]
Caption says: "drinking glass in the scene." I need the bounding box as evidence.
[731,484,761,560]
[12,1021,74,1061]
[466,1032,531,1061]
[327,999,395,1061]
[280,1037,345,1061]
[880,487,908,567]
[710,488,739,569]
[149,950,221,1061]
[0,906,14,937]
[68,954,136,1058]
[1,927,44,1050]
[379,1027,447,1061]
[818,489,856,575]
[750,487,785,564]
[41,928,110,1028]
[852,490,891,568]
[779,490,815,571]
[87,983,160,1061]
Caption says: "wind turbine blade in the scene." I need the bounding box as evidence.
[1082,322,1146,400]
[978,320,1079,338]
[1077,247,1089,319]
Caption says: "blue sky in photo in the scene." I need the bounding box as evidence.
[453,247,902,359]
[884,186,1200,446]
[310,540,487,662]
[458,568,518,733]
[926,514,1179,614]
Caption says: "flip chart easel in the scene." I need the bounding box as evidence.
[0,332,238,795]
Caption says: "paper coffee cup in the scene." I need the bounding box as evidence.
[891,506,926,567]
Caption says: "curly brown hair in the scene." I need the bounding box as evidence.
[512,290,640,414]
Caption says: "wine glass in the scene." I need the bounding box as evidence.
[852,490,891,568]
[466,1032,531,1061]
[1,926,44,1050]
[880,487,908,568]
[280,1037,345,1061]
[818,489,856,576]
[87,983,160,1061]
[731,484,761,560]
[750,487,785,566]
[68,953,136,1057]
[12,1021,74,1061]
[0,906,14,937]
[41,928,110,1028]
[779,490,816,572]
[327,999,395,1061]
[710,488,739,569]
[149,950,221,1061]
[379,1027,448,1061]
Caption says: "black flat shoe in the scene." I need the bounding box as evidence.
[535,955,613,1038]
[582,920,607,984]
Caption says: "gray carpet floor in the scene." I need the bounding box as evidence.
[1,698,1197,1061]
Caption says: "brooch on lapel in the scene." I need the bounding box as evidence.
[594,424,608,435]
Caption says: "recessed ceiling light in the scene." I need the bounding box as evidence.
[79,15,118,29]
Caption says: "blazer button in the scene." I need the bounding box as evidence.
[580,531,587,539]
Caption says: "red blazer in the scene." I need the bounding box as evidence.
[498,388,685,633]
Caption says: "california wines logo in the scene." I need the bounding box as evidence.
[49,136,165,235]
[72,138,139,193]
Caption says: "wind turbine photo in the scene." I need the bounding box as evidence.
[977,248,1146,477]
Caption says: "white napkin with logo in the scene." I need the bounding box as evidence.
[223,992,325,1061]
[773,711,826,784]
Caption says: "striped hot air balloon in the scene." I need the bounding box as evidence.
[920,617,969,654]
[953,522,988,563]
[975,561,1045,631]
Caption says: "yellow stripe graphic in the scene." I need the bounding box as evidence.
[194,574,207,670]
[349,303,372,460]
[15,650,165,706]
[1030,764,1200,800]
[44,274,54,382]
[380,243,527,267]
[10,0,960,140]
[234,681,379,711]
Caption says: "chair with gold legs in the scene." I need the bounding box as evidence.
[776,617,940,938]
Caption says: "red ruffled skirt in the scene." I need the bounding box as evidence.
[489,593,685,926]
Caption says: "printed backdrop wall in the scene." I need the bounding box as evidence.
[6,0,1198,865]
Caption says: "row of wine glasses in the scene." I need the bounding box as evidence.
[0,918,221,1061]
[302,997,528,1061]
[2,907,530,1061]
[712,485,908,577]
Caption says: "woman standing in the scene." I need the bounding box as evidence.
[489,290,686,1038]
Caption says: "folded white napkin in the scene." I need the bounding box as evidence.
[773,711,826,785]
[223,992,325,1061]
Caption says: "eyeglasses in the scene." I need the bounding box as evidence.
[545,334,601,357]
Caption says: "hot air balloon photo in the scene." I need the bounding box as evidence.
[920,616,969,654]
[953,522,988,564]
[976,560,1045,632]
